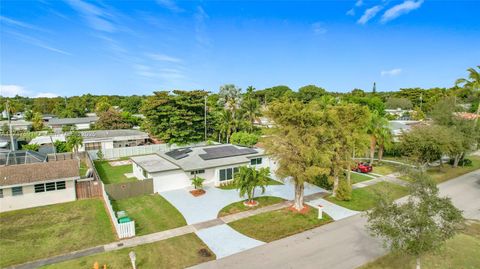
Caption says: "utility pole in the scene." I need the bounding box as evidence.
[6,101,15,151]
[204,95,207,142]
[372,82,376,94]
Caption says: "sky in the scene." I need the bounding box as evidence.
[0,0,479,97]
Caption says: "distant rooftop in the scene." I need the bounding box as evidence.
[48,116,98,125]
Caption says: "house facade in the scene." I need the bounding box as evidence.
[131,144,274,193]
[0,159,79,212]
[47,116,99,131]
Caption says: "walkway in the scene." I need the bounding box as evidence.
[306,198,359,221]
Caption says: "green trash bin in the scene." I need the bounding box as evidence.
[118,217,132,223]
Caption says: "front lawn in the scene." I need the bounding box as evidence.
[360,221,480,269]
[42,233,215,269]
[426,156,480,183]
[94,160,136,184]
[372,162,400,176]
[228,206,333,242]
[217,178,283,190]
[112,194,186,236]
[218,196,285,217]
[325,182,409,211]
[351,172,374,184]
[0,199,115,268]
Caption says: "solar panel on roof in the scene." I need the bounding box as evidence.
[199,146,257,160]
[165,148,192,160]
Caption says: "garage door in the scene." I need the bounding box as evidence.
[153,170,192,192]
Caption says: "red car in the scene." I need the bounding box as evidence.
[352,162,373,173]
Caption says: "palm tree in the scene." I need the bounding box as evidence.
[218,110,235,143]
[67,129,83,157]
[191,177,205,190]
[234,166,270,205]
[242,86,261,132]
[367,112,390,164]
[376,126,393,162]
[218,84,242,117]
[456,66,480,128]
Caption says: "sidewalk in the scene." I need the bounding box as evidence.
[9,192,329,269]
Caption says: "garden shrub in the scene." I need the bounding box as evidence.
[230,132,259,147]
[314,174,333,190]
[336,178,352,201]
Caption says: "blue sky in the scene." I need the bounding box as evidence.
[0,0,479,97]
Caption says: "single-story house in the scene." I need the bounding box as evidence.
[0,159,79,212]
[30,129,150,153]
[130,144,275,192]
[47,116,98,131]
[388,120,422,142]
[0,120,32,131]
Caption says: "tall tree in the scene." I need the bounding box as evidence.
[95,108,133,130]
[366,172,463,269]
[297,85,326,103]
[367,112,390,164]
[67,130,83,156]
[263,100,332,211]
[234,166,270,205]
[241,86,261,133]
[455,66,480,127]
[31,112,44,131]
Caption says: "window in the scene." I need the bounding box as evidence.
[219,167,238,181]
[142,169,148,178]
[190,170,205,175]
[250,157,263,165]
[0,189,3,198]
[85,142,102,151]
[34,184,45,193]
[56,181,66,190]
[46,182,56,191]
[12,186,23,196]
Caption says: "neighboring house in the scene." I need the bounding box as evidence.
[385,108,414,120]
[41,114,57,123]
[0,159,79,212]
[0,120,32,131]
[388,120,421,142]
[30,129,150,153]
[131,144,274,192]
[47,116,98,131]
[253,117,274,128]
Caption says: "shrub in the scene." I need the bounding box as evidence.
[448,158,472,166]
[313,174,333,190]
[336,178,352,201]
[21,143,40,151]
[230,132,259,147]
[96,149,104,161]
[192,177,205,190]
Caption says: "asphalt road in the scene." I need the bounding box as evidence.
[192,169,480,269]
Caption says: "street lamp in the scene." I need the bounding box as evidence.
[129,251,136,269]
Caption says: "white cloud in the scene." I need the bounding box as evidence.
[381,0,424,23]
[346,8,355,16]
[355,0,364,7]
[65,0,117,32]
[5,30,72,55]
[0,16,50,33]
[156,0,183,12]
[194,6,210,47]
[0,85,58,98]
[312,22,327,35]
[381,68,402,76]
[146,53,182,63]
[357,5,383,25]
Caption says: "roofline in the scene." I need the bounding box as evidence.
[130,156,181,173]
[0,176,78,188]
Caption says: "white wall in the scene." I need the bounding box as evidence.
[152,170,191,192]
[132,162,148,180]
[75,123,91,130]
[0,180,76,212]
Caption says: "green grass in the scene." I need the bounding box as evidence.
[426,156,480,184]
[217,178,283,190]
[229,206,333,242]
[351,172,374,184]
[111,194,186,236]
[94,160,136,184]
[0,199,115,268]
[218,196,285,217]
[360,221,480,269]
[372,162,400,176]
[42,233,215,269]
[325,182,409,211]
[79,159,88,178]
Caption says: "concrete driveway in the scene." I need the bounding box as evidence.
[160,179,326,225]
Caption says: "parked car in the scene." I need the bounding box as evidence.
[352,162,373,173]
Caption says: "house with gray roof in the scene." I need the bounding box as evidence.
[47,116,98,131]
[130,144,273,192]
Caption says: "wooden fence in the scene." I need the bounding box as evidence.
[47,152,86,161]
[104,179,154,200]
[76,178,102,199]
[100,181,136,239]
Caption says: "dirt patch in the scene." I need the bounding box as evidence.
[198,248,212,257]
[190,189,206,197]
[109,160,131,166]
[286,204,311,214]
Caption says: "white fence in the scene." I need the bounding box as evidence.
[88,142,218,160]
[100,181,136,239]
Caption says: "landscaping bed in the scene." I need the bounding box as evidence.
[218,196,285,217]
[325,182,409,211]
[94,160,136,184]
[360,221,480,269]
[228,205,333,242]
[42,233,215,269]
[111,194,186,236]
[0,199,115,268]
[217,178,283,190]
